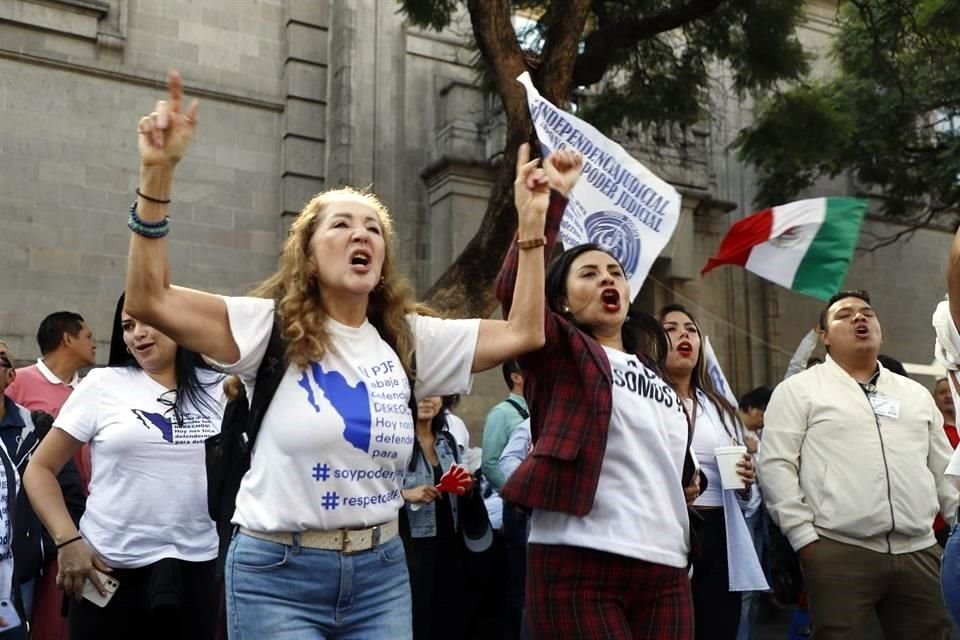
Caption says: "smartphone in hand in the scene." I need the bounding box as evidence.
[0,598,21,629]
[81,570,119,608]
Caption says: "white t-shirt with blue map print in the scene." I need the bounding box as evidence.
[215,296,480,533]
[55,367,226,568]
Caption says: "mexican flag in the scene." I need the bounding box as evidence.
[702,197,867,301]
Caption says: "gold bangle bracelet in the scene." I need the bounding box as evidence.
[517,236,546,250]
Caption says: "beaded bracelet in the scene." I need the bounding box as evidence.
[128,201,170,238]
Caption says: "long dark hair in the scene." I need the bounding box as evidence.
[407,397,454,472]
[657,303,742,442]
[109,294,220,423]
[546,243,668,365]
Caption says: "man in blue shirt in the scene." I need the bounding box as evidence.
[481,360,528,493]
[499,419,531,482]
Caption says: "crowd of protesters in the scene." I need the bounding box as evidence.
[2,69,960,640]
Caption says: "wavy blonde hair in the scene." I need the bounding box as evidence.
[251,187,418,376]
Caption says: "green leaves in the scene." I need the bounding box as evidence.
[739,0,960,218]
[398,0,462,32]
[398,0,810,133]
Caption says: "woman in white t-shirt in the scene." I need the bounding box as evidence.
[659,304,760,640]
[498,239,699,640]
[23,296,225,639]
[118,72,583,639]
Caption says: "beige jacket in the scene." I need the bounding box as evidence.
[759,355,957,554]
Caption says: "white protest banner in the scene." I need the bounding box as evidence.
[703,335,769,592]
[703,336,739,408]
[518,72,681,301]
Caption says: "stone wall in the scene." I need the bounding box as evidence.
[0,0,287,363]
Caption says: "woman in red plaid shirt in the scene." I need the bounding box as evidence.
[496,193,697,639]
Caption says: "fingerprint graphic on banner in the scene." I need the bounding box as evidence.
[584,211,642,277]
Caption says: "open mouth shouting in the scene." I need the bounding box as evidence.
[601,288,621,313]
[854,323,871,338]
[349,248,372,272]
[676,340,694,357]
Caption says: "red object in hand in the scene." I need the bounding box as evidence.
[436,464,472,495]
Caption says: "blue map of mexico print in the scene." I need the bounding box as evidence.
[298,362,373,453]
[291,357,413,516]
[132,409,217,445]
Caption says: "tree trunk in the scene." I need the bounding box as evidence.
[422,0,589,318]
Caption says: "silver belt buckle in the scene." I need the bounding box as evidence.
[370,524,382,549]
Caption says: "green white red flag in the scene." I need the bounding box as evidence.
[702,197,867,301]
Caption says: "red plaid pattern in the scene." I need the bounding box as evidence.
[497,194,615,516]
[526,543,694,640]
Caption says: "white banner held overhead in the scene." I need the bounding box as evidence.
[518,72,681,301]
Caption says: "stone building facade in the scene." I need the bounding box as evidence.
[0,0,951,435]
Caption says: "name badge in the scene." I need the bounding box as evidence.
[869,393,900,419]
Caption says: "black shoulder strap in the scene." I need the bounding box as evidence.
[439,428,461,464]
[505,398,529,420]
[242,317,286,454]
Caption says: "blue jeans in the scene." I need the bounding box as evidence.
[943,526,960,627]
[226,532,412,640]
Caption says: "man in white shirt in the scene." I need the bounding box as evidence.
[760,290,955,640]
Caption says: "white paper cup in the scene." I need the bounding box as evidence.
[714,445,748,490]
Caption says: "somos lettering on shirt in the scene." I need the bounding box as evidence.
[610,355,684,411]
[529,347,690,567]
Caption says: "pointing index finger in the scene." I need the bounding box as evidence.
[167,69,183,115]
[516,142,530,174]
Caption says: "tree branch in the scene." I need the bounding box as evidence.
[536,0,592,104]
[858,206,943,252]
[466,0,529,120]
[421,0,533,317]
[572,0,724,87]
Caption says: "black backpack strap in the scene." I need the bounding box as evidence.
[504,398,529,420]
[407,351,417,423]
[242,317,286,455]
